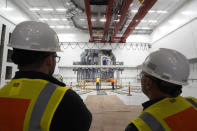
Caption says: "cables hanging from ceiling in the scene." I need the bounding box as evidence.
[60,42,150,50]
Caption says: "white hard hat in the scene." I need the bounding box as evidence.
[142,48,190,85]
[8,21,61,52]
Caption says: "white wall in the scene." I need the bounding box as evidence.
[56,42,149,86]
[126,34,151,43]
[0,0,31,24]
[58,43,149,66]
[0,16,18,87]
[0,0,32,87]
[150,0,197,97]
[58,32,90,42]
[58,32,151,65]
[151,0,197,59]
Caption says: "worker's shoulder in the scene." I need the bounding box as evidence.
[62,88,82,100]
[184,96,197,102]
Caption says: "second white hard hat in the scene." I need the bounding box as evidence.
[142,48,190,85]
[8,21,61,52]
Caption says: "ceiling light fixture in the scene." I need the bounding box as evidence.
[39,18,48,21]
[130,3,134,7]
[100,18,106,22]
[29,8,40,11]
[91,18,96,22]
[131,10,138,13]
[157,10,167,14]
[135,27,151,30]
[141,27,151,30]
[56,8,67,12]
[66,2,70,6]
[14,17,27,22]
[42,8,53,11]
[56,26,65,28]
[1,7,13,11]
[168,20,185,24]
[148,10,156,13]
[114,19,120,22]
[0,0,13,12]
[50,26,56,28]
[80,19,85,21]
[51,18,60,21]
[62,18,68,21]
[141,20,147,22]
[66,26,71,28]
[148,20,157,23]
[182,11,196,15]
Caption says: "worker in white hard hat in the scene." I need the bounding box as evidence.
[0,21,92,131]
[125,48,197,131]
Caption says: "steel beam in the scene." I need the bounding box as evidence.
[121,0,157,42]
[101,0,114,42]
[110,0,133,42]
[84,0,94,42]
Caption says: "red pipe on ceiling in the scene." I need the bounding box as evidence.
[84,0,94,42]
[110,0,133,42]
[121,0,157,42]
[101,0,114,42]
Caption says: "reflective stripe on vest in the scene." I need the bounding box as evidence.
[140,112,165,131]
[0,79,68,131]
[29,82,58,131]
[185,98,197,108]
[131,96,197,131]
[96,78,100,83]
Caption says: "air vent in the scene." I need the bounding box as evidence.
[90,0,108,5]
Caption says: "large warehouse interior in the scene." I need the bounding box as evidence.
[0,0,197,131]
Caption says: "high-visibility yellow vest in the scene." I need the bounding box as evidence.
[96,77,100,83]
[0,78,69,131]
[130,96,197,131]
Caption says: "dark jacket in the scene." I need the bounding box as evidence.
[125,98,164,131]
[14,71,92,131]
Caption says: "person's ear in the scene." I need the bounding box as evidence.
[45,55,53,66]
[145,77,153,90]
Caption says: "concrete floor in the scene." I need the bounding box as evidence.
[85,94,142,131]
[74,82,197,131]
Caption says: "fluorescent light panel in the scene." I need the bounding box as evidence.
[135,27,151,30]
[157,10,167,14]
[29,8,40,11]
[51,18,60,21]
[80,19,85,21]
[182,11,197,15]
[131,10,167,14]
[100,18,106,22]
[148,20,157,23]
[148,10,156,13]
[1,7,13,11]
[56,26,65,28]
[39,18,48,21]
[42,8,53,11]
[131,10,138,13]
[91,18,96,21]
[50,26,73,29]
[56,8,67,12]
[62,18,68,21]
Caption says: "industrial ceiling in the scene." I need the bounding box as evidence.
[12,0,188,42]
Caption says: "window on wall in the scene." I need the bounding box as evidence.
[8,32,11,43]
[7,49,13,62]
[0,24,7,81]
[5,66,12,80]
